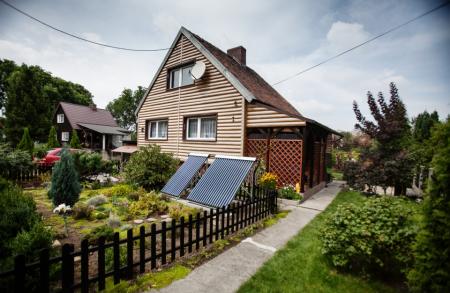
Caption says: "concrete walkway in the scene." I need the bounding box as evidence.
[153,181,344,293]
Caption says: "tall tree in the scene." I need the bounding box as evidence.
[47,126,60,148]
[1,59,93,145]
[353,82,413,195]
[412,111,440,143]
[408,118,450,292]
[106,86,146,131]
[17,127,33,156]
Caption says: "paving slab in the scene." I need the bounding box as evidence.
[152,181,343,293]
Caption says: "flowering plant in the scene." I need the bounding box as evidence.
[259,172,278,190]
[278,185,302,200]
[53,203,72,237]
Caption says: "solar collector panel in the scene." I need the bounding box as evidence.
[186,156,256,208]
[161,153,209,197]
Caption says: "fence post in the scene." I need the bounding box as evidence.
[139,226,145,273]
[215,208,219,241]
[188,215,193,253]
[98,237,106,291]
[80,240,89,293]
[39,248,50,293]
[161,221,167,265]
[171,219,176,261]
[202,211,207,247]
[151,223,157,269]
[14,254,26,293]
[220,207,225,239]
[113,233,120,284]
[226,206,231,235]
[180,217,185,257]
[209,209,213,244]
[126,229,134,278]
[61,244,74,293]
[195,213,200,251]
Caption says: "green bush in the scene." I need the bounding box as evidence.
[72,202,93,219]
[0,184,39,259]
[321,196,418,278]
[278,185,301,200]
[33,143,49,159]
[123,145,179,190]
[103,184,135,198]
[408,119,450,292]
[83,225,115,245]
[48,148,81,206]
[73,151,113,177]
[10,221,52,260]
[168,204,200,222]
[17,127,34,156]
[128,191,168,218]
[86,194,108,207]
[47,126,60,148]
[69,130,81,149]
[0,143,33,177]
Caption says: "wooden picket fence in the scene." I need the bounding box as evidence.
[0,187,277,292]
[1,163,53,183]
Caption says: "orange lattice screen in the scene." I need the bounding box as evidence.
[246,139,268,162]
[269,139,303,187]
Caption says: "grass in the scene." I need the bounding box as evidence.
[328,168,344,181]
[238,190,399,293]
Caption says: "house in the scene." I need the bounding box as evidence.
[53,102,130,156]
[135,27,340,197]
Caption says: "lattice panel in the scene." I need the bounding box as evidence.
[245,139,268,184]
[269,139,303,187]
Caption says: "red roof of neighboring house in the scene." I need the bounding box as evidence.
[58,102,118,129]
[190,31,303,118]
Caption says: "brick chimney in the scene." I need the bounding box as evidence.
[227,46,246,65]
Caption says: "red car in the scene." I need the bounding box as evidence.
[37,148,79,166]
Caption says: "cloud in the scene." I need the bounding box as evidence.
[326,21,370,50]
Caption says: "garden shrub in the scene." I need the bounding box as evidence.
[278,185,302,200]
[72,202,93,219]
[69,130,81,149]
[0,184,39,259]
[10,221,52,260]
[258,172,278,190]
[86,194,108,207]
[33,143,49,159]
[123,145,179,190]
[73,151,113,178]
[83,225,115,245]
[92,210,108,220]
[107,212,121,228]
[128,191,168,218]
[168,204,200,222]
[48,148,81,206]
[0,143,33,177]
[105,245,127,272]
[47,126,59,148]
[103,184,135,198]
[321,196,418,278]
[17,127,34,156]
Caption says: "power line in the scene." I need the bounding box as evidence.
[0,0,171,52]
[272,0,450,86]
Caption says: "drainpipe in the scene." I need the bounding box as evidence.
[102,134,106,151]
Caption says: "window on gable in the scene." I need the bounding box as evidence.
[57,114,64,123]
[147,120,168,139]
[186,116,216,140]
[168,64,194,89]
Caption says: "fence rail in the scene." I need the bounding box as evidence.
[1,163,53,182]
[0,188,277,292]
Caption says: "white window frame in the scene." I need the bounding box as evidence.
[57,114,64,123]
[147,120,168,140]
[168,64,194,89]
[61,132,69,142]
[186,116,217,141]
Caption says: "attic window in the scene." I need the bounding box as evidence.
[57,114,64,123]
[168,64,194,89]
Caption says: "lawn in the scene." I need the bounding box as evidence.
[238,190,402,293]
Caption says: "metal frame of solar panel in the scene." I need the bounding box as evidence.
[186,155,256,208]
[161,153,209,197]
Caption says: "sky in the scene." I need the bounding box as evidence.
[0,0,449,131]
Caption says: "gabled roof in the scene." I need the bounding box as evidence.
[135,27,303,119]
[57,102,118,130]
[78,123,129,135]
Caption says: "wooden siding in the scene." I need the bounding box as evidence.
[246,103,305,127]
[137,35,245,160]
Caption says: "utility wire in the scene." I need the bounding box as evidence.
[0,0,171,52]
[272,0,450,86]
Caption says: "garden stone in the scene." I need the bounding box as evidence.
[163,217,173,222]
[133,219,144,224]
[52,240,61,248]
[146,217,157,222]
[74,256,81,263]
[160,215,170,219]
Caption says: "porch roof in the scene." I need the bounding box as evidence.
[78,123,129,135]
[111,145,138,154]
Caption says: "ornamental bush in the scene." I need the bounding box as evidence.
[17,127,33,156]
[73,151,113,178]
[278,185,301,200]
[259,172,278,190]
[321,196,418,278]
[69,130,81,149]
[128,191,168,218]
[123,145,179,190]
[47,126,60,148]
[48,148,81,206]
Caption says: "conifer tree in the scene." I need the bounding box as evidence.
[48,148,81,206]
[17,127,34,156]
[69,130,81,149]
[47,126,60,148]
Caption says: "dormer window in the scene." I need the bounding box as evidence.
[168,64,194,89]
[57,114,64,123]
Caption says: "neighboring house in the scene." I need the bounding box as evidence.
[135,27,340,196]
[53,102,130,155]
